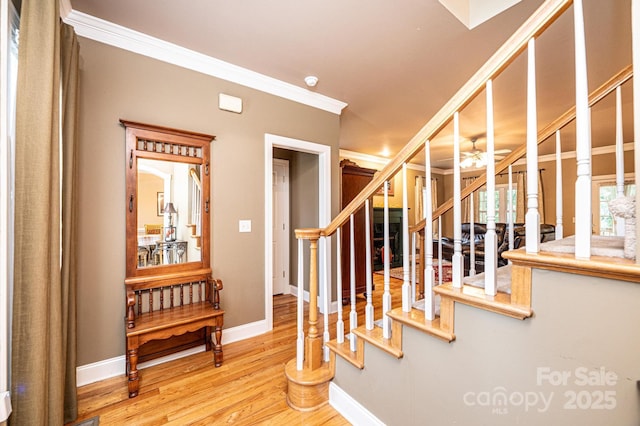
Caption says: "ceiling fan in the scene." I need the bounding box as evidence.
[460,138,511,168]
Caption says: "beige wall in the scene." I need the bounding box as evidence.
[76,38,340,365]
[333,270,640,425]
[137,173,163,229]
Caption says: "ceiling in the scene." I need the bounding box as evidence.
[69,0,632,169]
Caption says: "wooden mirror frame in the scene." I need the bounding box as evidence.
[122,120,215,279]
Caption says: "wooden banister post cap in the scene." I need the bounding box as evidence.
[295,228,321,240]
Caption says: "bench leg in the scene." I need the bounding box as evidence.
[127,347,139,398]
[213,320,223,367]
[205,326,212,352]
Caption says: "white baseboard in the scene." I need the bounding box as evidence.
[329,382,385,426]
[222,319,269,345]
[76,354,126,387]
[76,319,270,387]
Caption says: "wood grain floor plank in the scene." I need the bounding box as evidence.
[73,274,403,425]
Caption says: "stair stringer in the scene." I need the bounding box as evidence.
[329,266,533,370]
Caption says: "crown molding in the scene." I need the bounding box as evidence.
[339,149,447,175]
[63,10,348,115]
[342,142,633,177]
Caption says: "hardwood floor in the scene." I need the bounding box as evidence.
[73,274,402,425]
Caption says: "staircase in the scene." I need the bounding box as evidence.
[285,0,640,423]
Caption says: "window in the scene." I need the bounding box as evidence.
[594,180,635,236]
[478,184,516,224]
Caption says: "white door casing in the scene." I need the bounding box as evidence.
[264,133,332,331]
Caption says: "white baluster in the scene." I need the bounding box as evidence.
[424,141,435,320]
[615,86,626,237]
[469,193,476,277]
[508,165,514,252]
[573,0,591,259]
[525,37,541,254]
[296,238,304,370]
[438,216,443,286]
[485,79,498,296]
[452,112,464,288]
[555,131,564,240]
[383,181,392,338]
[336,227,344,344]
[402,164,411,312]
[321,236,330,362]
[634,0,640,264]
[349,214,358,352]
[365,199,374,330]
[411,231,417,304]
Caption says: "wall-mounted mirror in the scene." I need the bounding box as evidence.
[122,120,215,278]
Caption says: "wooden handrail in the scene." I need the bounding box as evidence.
[409,64,633,234]
[322,0,573,238]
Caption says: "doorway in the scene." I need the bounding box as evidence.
[272,159,289,295]
[264,134,332,331]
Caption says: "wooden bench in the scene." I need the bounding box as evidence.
[124,270,224,398]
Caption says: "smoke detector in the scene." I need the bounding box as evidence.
[304,76,318,87]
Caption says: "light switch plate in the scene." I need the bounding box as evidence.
[239,220,252,233]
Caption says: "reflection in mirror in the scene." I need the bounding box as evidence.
[137,158,202,268]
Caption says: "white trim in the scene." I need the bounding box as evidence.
[76,354,126,387]
[265,134,332,325]
[63,10,347,115]
[0,1,17,412]
[76,319,270,386]
[340,148,446,175]
[221,319,270,345]
[75,347,207,387]
[329,382,385,426]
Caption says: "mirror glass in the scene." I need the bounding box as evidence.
[136,158,202,268]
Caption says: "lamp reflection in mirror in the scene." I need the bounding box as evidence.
[164,202,178,241]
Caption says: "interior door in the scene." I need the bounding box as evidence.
[272,159,289,295]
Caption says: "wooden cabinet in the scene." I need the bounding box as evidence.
[340,159,376,304]
[373,208,404,271]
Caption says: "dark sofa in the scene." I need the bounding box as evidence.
[438,222,555,274]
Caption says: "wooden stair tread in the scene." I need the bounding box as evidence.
[352,325,403,359]
[387,308,455,342]
[326,340,364,369]
[434,283,532,320]
[504,248,640,283]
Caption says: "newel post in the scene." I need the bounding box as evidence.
[286,228,333,412]
[295,228,323,371]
